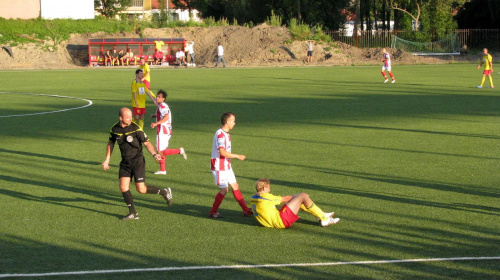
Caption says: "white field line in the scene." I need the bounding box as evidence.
[1,256,498,278]
[0,92,92,118]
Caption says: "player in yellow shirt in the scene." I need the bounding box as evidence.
[138,57,151,89]
[131,69,156,128]
[250,178,339,228]
[477,48,494,89]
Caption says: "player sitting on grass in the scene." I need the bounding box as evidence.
[250,178,339,228]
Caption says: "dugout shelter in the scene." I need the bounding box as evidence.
[88,38,186,66]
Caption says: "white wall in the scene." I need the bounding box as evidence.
[41,0,94,19]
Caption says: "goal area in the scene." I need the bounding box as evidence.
[391,33,460,55]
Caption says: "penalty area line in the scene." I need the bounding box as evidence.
[1,256,499,278]
[0,92,93,118]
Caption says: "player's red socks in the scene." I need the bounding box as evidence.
[162,149,180,156]
[389,72,394,79]
[210,192,226,214]
[381,71,387,79]
[232,189,250,212]
[159,156,166,171]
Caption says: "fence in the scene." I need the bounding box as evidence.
[325,29,500,51]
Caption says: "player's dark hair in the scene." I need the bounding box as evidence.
[221,112,235,125]
[157,89,167,99]
[135,69,143,75]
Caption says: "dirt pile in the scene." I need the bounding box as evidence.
[0,24,480,69]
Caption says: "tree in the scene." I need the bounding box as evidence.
[390,0,421,30]
[94,0,132,18]
[171,0,197,20]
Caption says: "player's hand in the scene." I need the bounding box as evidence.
[150,123,156,128]
[238,155,246,161]
[101,161,110,170]
[153,153,162,161]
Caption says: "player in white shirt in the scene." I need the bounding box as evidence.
[381,47,395,83]
[209,112,252,218]
[150,90,187,175]
[184,41,195,66]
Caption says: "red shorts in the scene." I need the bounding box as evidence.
[483,70,492,75]
[279,204,299,228]
[133,107,146,115]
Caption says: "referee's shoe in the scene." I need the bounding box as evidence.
[162,188,173,206]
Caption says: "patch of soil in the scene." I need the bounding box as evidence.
[0,24,483,69]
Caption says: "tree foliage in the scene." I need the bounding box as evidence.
[94,0,132,18]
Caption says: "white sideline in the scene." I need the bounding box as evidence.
[1,256,498,278]
[0,92,93,118]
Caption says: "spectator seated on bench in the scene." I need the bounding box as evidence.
[154,49,165,65]
[118,50,125,66]
[104,50,113,66]
[175,48,186,66]
[123,48,137,66]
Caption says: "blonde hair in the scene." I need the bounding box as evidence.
[255,178,270,192]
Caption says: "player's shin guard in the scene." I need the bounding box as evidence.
[232,189,250,212]
[481,76,486,86]
[162,149,181,156]
[122,190,137,214]
[303,203,328,222]
[210,192,225,214]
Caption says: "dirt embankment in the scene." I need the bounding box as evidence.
[0,24,482,69]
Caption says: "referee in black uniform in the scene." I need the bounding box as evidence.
[102,107,172,220]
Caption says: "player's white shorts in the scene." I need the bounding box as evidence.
[156,134,171,151]
[382,65,392,71]
[212,170,237,188]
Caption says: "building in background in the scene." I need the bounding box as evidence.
[0,0,94,19]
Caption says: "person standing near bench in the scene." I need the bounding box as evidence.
[215,42,226,68]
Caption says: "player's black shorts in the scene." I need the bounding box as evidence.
[119,156,146,183]
[307,51,313,56]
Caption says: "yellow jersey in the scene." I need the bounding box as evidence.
[131,79,154,108]
[482,54,493,70]
[154,40,164,50]
[250,193,286,228]
[139,63,151,82]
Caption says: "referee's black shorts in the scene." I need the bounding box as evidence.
[119,156,146,183]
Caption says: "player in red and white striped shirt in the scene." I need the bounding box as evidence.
[381,48,395,83]
[209,112,252,218]
[150,90,187,175]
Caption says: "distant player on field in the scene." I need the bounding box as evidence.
[131,69,156,129]
[250,178,339,228]
[477,48,494,89]
[209,112,253,218]
[150,89,187,175]
[381,48,395,83]
[138,57,151,89]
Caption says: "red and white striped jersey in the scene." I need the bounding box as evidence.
[383,52,391,67]
[211,127,231,171]
[156,102,172,135]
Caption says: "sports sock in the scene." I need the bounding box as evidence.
[232,189,250,212]
[389,72,394,79]
[481,76,485,86]
[122,190,136,214]
[302,203,328,221]
[159,156,166,171]
[146,185,161,194]
[138,119,144,128]
[162,149,181,156]
[381,71,387,79]
[488,76,494,87]
[210,192,225,214]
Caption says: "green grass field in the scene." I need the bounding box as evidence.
[0,65,499,279]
